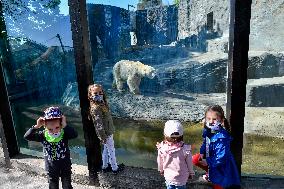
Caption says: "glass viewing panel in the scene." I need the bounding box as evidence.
[84,0,231,168]
[3,0,281,176]
[2,0,86,165]
[243,0,284,176]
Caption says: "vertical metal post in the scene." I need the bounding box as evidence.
[226,0,235,123]
[0,2,16,86]
[226,0,252,176]
[0,51,19,158]
[0,1,19,158]
[68,0,102,185]
[0,114,12,168]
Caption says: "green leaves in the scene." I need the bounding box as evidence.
[174,0,179,6]
[1,0,62,21]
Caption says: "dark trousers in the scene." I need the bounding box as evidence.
[48,165,73,189]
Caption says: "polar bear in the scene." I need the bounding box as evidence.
[113,60,156,94]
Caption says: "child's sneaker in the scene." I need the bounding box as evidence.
[102,163,112,173]
[112,164,125,174]
[201,173,210,182]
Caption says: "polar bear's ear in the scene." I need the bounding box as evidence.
[147,70,156,79]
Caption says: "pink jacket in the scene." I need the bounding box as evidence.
[157,141,195,186]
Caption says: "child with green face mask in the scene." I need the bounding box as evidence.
[24,107,78,189]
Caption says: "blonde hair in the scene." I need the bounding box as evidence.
[87,84,109,112]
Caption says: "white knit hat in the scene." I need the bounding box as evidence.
[164,120,183,137]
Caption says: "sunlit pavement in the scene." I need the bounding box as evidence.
[0,165,97,189]
[1,146,284,189]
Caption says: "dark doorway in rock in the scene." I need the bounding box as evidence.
[207,11,214,31]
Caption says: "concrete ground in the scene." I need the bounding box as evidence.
[0,147,284,189]
[0,162,96,189]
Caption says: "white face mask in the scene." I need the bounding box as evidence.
[49,131,61,138]
[91,94,104,102]
[206,121,221,131]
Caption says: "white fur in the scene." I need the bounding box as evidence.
[113,60,156,94]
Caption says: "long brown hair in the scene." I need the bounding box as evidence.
[87,84,109,112]
[204,105,231,133]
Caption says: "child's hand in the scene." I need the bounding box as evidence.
[199,154,204,160]
[156,142,160,148]
[35,117,45,129]
[159,171,164,175]
[61,115,67,128]
[199,159,207,167]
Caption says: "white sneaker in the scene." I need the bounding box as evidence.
[202,174,210,182]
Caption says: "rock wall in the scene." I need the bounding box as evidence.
[87,4,178,60]
[135,5,178,45]
[158,55,228,93]
[246,77,284,107]
[249,0,284,52]
[177,0,190,40]
[158,52,284,94]
[87,4,131,60]
[135,10,149,45]
[247,52,284,79]
[178,0,229,40]
[207,35,229,53]
[178,0,284,52]
[245,52,284,107]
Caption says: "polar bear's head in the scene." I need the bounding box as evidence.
[142,65,156,79]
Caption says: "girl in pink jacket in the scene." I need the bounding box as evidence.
[157,120,195,189]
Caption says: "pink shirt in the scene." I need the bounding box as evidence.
[157,141,195,186]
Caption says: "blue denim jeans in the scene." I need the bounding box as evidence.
[165,182,186,189]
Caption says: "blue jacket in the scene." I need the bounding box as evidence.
[200,128,213,156]
[200,127,240,187]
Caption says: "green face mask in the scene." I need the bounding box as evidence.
[44,129,64,143]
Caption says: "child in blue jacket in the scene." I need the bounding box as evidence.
[192,105,240,189]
